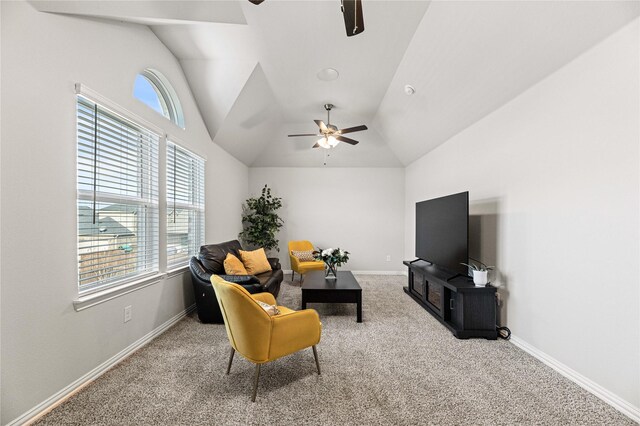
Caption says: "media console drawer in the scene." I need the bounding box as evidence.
[403,260,497,339]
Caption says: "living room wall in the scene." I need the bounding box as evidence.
[0,2,248,424]
[404,18,639,414]
[249,167,405,273]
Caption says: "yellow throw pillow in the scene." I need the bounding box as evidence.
[239,248,272,275]
[223,253,247,275]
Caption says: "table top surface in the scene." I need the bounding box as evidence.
[302,270,361,291]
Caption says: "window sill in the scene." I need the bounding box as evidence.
[73,273,166,312]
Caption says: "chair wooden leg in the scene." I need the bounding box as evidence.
[226,347,235,375]
[251,364,261,402]
[291,270,295,281]
[312,345,321,375]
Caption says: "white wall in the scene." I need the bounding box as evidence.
[0,2,248,424]
[405,19,639,411]
[205,148,248,244]
[249,168,405,272]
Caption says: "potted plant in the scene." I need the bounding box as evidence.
[461,261,494,286]
[239,185,284,253]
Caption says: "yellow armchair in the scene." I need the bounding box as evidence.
[288,240,325,283]
[211,275,322,401]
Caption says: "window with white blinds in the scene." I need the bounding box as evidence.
[77,96,160,292]
[166,141,205,269]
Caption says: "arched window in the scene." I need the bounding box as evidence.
[134,69,185,128]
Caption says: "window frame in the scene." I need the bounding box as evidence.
[74,83,165,296]
[134,69,185,129]
[76,93,162,296]
[166,139,206,270]
[73,84,207,310]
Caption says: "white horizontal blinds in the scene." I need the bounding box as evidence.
[77,96,160,291]
[167,141,205,268]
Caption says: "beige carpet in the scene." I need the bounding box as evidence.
[36,275,634,425]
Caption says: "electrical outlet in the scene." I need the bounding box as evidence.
[386,255,391,262]
[124,305,132,323]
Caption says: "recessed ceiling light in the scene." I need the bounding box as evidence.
[317,68,339,81]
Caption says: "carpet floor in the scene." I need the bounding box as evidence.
[36,275,634,425]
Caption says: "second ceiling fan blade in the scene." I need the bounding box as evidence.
[312,142,320,148]
[314,120,328,132]
[336,135,359,145]
[288,133,319,137]
[342,0,365,37]
[338,125,368,134]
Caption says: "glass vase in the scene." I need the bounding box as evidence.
[325,263,337,279]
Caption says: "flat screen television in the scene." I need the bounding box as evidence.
[415,191,469,276]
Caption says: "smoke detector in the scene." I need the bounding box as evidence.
[404,84,416,95]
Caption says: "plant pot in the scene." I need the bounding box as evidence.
[472,270,488,286]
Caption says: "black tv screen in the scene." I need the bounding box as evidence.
[415,192,469,275]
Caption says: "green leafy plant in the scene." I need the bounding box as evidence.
[313,248,350,267]
[461,261,494,272]
[238,185,284,252]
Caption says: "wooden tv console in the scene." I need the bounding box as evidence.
[403,260,497,339]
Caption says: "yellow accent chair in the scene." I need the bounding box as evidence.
[211,275,322,402]
[288,240,325,283]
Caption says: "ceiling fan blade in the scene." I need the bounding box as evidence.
[312,142,320,148]
[336,135,359,145]
[338,125,368,135]
[288,133,319,137]
[341,0,365,37]
[248,0,265,4]
[314,120,328,133]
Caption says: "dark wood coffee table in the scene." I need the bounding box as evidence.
[301,271,362,323]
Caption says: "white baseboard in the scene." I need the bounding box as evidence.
[9,304,196,426]
[283,269,405,276]
[510,335,640,423]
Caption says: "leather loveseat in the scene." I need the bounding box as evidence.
[189,240,283,323]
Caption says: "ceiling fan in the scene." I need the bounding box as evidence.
[248,0,365,37]
[288,104,368,149]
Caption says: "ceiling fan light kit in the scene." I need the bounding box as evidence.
[318,135,339,149]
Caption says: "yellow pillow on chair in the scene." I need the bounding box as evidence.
[223,253,247,275]
[239,248,272,275]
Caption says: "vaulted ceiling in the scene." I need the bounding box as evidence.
[33,0,640,167]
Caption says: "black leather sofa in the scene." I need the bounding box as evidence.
[189,240,283,323]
